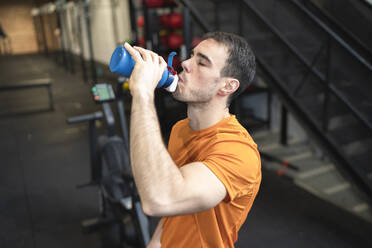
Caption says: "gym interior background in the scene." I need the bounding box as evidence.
[1,0,372,247]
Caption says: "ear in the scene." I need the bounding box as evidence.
[218,78,240,96]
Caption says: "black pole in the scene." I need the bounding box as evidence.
[280,105,288,145]
[32,16,42,53]
[267,91,272,129]
[238,0,243,35]
[84,0,97,83]
[48,12,59,64]
[39,14,49,56]
[214,1,220,30]
[88,119,100,183]
[323,37,332,131]
[56,9,68,70]
[142,0,152,49]
[128,0,138,43]
[183,6,191,55]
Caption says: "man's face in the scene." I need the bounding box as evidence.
[172,39,228,104]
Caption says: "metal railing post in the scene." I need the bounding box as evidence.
[183,6,192,55]
[39,14,49,56]
[323,36,332,132]
[280,105,288,145]
[238,0,243,35]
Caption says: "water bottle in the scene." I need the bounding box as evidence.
[109,45,178,92]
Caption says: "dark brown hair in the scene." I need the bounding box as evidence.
[202,31,256,106]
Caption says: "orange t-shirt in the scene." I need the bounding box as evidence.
[161,115,261,248]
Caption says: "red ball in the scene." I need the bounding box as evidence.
[168,33,183,49]
[146,0,164,7]
[137,16,144,28]
[138,36,146,47]
[159,35,168,47]
[160,14,170,27]
[168,13,182,28]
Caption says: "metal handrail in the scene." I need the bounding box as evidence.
[290,0,372,71]
[240,0,372,130]
[179,0,213,32]
[257,56,372,198]
[179,0,371,130]
[178,0,372,197]
[360,0,372,10]
[305,0,372,59]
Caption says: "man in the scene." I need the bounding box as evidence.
[124,31,261,248]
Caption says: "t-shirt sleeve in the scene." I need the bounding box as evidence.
[202,138,261,202]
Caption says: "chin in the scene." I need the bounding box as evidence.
[172,91,185,102]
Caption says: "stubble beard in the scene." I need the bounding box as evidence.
[172,85,215,105]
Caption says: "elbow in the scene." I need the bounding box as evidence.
[141,199,170,217]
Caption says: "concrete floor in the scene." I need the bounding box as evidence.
[0,54,371,248]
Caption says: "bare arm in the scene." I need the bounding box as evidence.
[147,219,163,248]
[126,43,226,216]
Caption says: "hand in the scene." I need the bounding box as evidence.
[124,43,167,99]
[146,240,161,248]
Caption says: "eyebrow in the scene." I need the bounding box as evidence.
[191,50,212,65]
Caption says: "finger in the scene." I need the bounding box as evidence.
[159,56,167,71]
[149,51,158,63]
[133,46,152,62]
[124,42,142,62]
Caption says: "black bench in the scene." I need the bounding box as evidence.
[0,78,54,111]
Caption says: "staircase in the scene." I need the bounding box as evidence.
[251,129,372,223]
[180,0,372,219]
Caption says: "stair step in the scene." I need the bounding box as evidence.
[299,168,347,190]
[328,114,358,130]
[297,164,335,179]
[260,140,310,156]
[252,129,372,223]
[351,152,372,174]
[328,122,372,146]
[342,138,372,157]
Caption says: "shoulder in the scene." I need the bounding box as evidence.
[205,119,261,180]
[170,118,189,133]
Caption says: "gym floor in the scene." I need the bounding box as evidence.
[1,54,372,248]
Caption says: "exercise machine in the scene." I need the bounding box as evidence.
[67,82,150,248]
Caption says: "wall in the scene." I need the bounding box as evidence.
[0,1,38,54]
[59,0,132,65]
[0,0,132,60]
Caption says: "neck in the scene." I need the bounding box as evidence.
[187,101,230,130]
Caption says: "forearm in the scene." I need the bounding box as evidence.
[147,219,163,248]
[130,95,185,213]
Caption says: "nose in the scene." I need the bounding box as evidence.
[181,57,191,73]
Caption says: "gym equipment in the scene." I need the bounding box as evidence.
[0,78,54,115]
[159,14,170,27]
[168,13,183,28]
[137,36,146,47]
[67,82,150,248]
[146,0,164,8]
[167,33,184,49]
[159,13,182,28]
[0,24,11,55]
[137,16,144,28]
[109,45,179,92]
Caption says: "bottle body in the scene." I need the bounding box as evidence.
[109,45,178,92]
